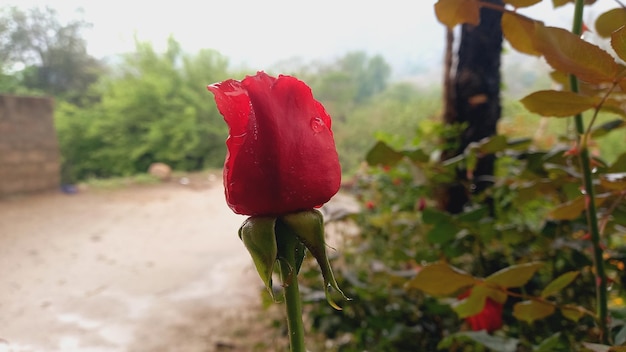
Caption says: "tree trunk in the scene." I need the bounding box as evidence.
[440,0,503,214]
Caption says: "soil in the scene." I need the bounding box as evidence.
[0,172,287,352]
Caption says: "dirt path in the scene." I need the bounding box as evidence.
[0,175,270,351]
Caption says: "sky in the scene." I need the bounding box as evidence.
[4,0,446,74]
[3,0,621,76]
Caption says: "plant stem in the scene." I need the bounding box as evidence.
[278,234,306,352]
[570,0,610,344]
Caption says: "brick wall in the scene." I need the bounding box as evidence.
[0,95,60,197]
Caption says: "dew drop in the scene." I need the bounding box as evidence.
[310,116,325,133]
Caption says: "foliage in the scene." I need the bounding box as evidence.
[0,6,103,103]
[302,0,626,350]
[333,84,442,173]
[55,37,232,181]
[304,118,625,350]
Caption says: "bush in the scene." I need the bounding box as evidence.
[302,120,626,351]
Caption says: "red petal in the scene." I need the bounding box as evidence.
[210,72,341,216]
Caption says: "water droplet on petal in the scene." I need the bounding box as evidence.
[310,117,325,133]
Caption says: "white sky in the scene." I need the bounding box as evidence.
[2,0,620,73]
[2,0,446,71]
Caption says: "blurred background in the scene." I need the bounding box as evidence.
[1,0,625,351]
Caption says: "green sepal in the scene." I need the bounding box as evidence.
[239,216,278,299]
[275,219,307,285]
[280,210,349,310]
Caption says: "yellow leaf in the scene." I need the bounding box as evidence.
[505,0,541,8]
[453,285,507,318]
[600,173,626,191]
[611,26,626,62]
[533,24,619,83]
[454,286,487,318]
[549,70,599,96]
[549,196,586,220]
[513,300,555,323]
[434,0,480,28]
[502,13,541,56]
[552,0,569,7]
[549,195,610,220]
[406,262,477,296]
[599,101,626,119]
[596,8,626,38]
[485,262,544,288]
[552,0,596,7]
[520,90,600,117]
[561,305,586,322]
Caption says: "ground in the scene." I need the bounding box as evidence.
[0,172,290,352]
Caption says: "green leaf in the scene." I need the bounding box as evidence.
[475,134,509,154]
[596,8,626,38]
[611,25,626,62]
[609,153,626,172]
[534,333,566,352]
[591,119,626,138]
[614,324,626,345]
[366,141,404,167]
[502,13,541,56]
[405,262,477,296]
[485,262,544,288]
[438,331,519,352]
[560,305,586,322]
[507,137,533,150]
[404,148,430,163]
[422,207,452,224]
[427,221,459,244]
[513,300,556,323]
[541,271,579,298]
[434,0,480,28]
[533,24,619,83]
[505,0,541,7]
[457,205,490,222]
[520,90,600,117]
[239,217,278,299]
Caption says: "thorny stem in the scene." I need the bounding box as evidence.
[277,233,306,352]
[571,0,610,344]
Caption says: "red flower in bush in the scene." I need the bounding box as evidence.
[458,289,504,333]
[208,72,341,216]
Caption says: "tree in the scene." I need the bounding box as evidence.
[440,0,504,213]
[0,6,102,102]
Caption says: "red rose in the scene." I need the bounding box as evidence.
[458,289,504,333]
[208,72,341,216]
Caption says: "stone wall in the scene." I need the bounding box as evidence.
[0,95,60,197]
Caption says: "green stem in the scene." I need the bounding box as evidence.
[277,233,306,352]
[570,0,610,344]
